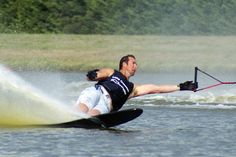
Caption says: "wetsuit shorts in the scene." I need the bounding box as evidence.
[76,85,112,114]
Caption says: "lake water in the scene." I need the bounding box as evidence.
[0,66,236,157]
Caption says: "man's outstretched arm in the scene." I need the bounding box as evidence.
[130,81,198,98]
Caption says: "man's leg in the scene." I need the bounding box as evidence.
[74,86,98,114]
[74,103,100,116]
[76,103,89,113]
[89,98,110,116]
[88,109,101,116]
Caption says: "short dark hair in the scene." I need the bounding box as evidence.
[119,54,136,70]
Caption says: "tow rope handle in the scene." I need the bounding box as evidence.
[193,67,236,92]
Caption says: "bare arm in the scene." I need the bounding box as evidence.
[129,84,180,98]
[87,68,114,81]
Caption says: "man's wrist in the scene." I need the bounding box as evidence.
[177,84,181,90]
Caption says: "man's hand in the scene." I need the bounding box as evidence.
[179,81,198,91]
[87,69,99,81]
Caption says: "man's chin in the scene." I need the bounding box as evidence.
[131,71,136,76]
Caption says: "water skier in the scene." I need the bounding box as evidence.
[74,54,198,116]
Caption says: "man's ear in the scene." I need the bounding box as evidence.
[122,62,128,68]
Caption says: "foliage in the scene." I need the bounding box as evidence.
[0,0,236,35]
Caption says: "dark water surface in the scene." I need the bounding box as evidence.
[0,69,236,156]
[0,106,235,157]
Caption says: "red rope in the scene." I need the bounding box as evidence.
[194,67,236,92]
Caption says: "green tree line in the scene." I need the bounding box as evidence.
[0,0,236,35]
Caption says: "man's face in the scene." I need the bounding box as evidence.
[126,57,137,76]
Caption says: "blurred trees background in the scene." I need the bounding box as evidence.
[0,0,235,35]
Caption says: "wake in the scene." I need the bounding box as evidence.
[130,93,236,110]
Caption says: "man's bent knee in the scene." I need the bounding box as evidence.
[74,103,89,113]
[88,109,101,116]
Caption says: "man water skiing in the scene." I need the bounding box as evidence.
[74,54,198,116]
